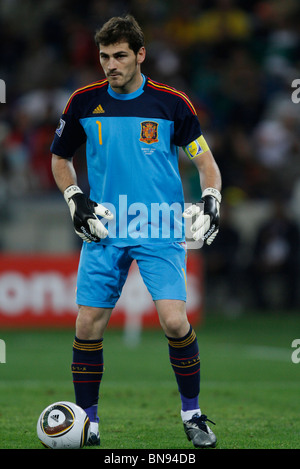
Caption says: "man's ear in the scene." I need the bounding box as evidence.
[137,46,146,65]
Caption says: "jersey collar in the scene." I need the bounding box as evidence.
[107,74,146,100]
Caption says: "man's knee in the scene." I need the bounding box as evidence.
[163,316,190,338]
[76,305,112,340]
[155,300,189,338]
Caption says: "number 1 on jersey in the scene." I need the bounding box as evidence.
[96,120,102,145]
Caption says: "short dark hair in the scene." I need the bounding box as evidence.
[94,15,144,55]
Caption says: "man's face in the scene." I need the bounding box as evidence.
[99,41,145,93]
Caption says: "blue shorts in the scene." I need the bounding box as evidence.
[76,242,187,308]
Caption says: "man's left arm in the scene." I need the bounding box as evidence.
[182,137,222,245]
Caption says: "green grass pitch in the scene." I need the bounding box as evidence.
[0,313,299,449]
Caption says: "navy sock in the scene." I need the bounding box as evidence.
[166,325,200,410]
[71,337,104,418]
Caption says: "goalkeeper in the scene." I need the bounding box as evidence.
[51,15,222,449]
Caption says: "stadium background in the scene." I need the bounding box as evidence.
[0,0,300,450]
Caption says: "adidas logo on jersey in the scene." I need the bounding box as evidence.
[93,104,105,114]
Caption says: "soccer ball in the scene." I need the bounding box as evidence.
[37,401,90,449]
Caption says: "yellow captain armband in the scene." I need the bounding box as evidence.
[183,135,210,160]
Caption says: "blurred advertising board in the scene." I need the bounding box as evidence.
[0,253,203,328]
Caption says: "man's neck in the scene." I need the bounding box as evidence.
[110,72,143,95]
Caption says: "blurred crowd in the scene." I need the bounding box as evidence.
[0,0,300,311]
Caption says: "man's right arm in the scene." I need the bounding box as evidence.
[51,153,77,193]
[51,153,113,243]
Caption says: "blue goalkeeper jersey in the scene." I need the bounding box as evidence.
[50,75,202,245]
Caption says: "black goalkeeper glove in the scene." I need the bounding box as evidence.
[64,185,113,243]
[183,187,221,245]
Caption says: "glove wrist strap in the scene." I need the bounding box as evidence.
[64,185,83,203]
[202,187,222,204]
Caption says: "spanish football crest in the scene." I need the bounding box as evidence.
[139,121,159,144]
